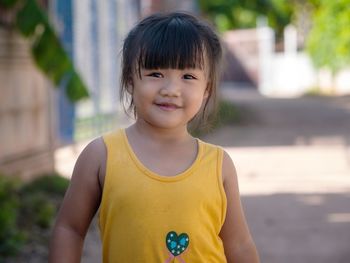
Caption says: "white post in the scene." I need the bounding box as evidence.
[283,24,298,96]
[73,0,96,117]
[257,16,275,96]
[284,24,297,56]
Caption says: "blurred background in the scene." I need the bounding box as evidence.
[0,0,349,262]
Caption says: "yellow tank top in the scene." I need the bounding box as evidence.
[99,129,227,263]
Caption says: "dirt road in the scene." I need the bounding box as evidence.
[203,85,350,263]
[66,85,350,262]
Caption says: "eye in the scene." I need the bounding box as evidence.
[183,74,197,80]
[147,72,163,78]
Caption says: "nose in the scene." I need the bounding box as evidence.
[160,79,181,97]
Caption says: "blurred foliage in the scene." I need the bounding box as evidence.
[21,173,69,196]
[0,175,25,258]
[0,0,18,8]
[199,0,293,36]
[0,173,69,261]
[198,0,322,38]
[213,100,242,127]
[0,0,89,102]
[306,0,350,73]
[303,86,334,97]
[191,100,242,137]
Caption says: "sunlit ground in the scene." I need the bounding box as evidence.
[226,145,350,195]
[54,141,350,263]
[54,86,350,263]
[55,143,350,194]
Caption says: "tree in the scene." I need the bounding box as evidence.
[306,0,350,73]
[198,0,293,37]
[0,0,88,102]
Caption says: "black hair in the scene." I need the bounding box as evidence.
[120,12,222,126]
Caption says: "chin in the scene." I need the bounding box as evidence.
[146,119,186,130]
[153,123,184,130]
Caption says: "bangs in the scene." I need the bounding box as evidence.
[136,17,206,71]
[121,12,223,125]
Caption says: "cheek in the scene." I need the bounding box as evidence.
[195,86,209,101]
[188,93,207,113]
[132,86,156,109]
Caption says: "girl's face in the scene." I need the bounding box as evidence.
[130,67,209,130]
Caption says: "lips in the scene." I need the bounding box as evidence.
[154,102,180,111]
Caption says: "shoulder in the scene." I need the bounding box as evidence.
[78,137,106,165]
[221,150,238,186]
[198,139,224,156]
[198,140,237,185]
[74,137,107,187]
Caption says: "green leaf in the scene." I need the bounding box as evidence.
[306,0,350,72]
[15,0,49,37]
[198,0,293,36]
[0,0,18,8]
[66,72,89,102]
[31,27,72,85]
[11,0,89,102]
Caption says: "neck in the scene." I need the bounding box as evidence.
[129,120,191,144]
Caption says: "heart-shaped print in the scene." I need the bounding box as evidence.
[165,231,189,256]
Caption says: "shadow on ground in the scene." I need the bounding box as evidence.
[70,85,350,263]
[81,193,350,263]
[243,192,350,263]
[206,86,350,148]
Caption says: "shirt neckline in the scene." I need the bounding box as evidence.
[121,129,203,182]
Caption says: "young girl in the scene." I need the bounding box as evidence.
[49,12,260,263]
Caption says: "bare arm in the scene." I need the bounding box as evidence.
[219,151,260,263]
[49,138,106,263]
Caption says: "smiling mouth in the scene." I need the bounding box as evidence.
[155,103,180,111]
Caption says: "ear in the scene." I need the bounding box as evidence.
[126,78,134,94]
[204,89,209,99]
[203,85,210,100]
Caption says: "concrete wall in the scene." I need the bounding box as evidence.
[0,28,55,180]
[258,24,350,97]
[223,24,350,97]
[222,29,260,85]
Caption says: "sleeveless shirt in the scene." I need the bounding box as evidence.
[99,129,228,262]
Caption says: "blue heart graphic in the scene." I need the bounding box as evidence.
[165,231,189,256]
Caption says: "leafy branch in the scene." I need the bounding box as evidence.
[198,0,294,37]
[306,0,350,73]
[0,0,89,102]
